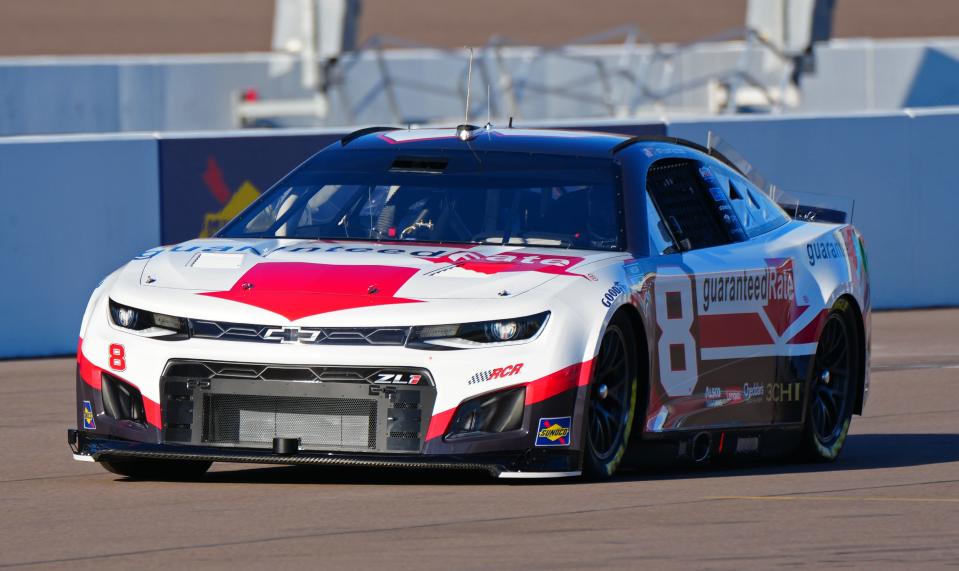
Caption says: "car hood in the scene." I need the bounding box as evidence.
[123,239,622,320]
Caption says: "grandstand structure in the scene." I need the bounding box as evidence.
[2,0,959,135]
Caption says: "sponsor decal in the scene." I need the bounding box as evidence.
[82,401,96,430]
[806,238,843,266]
[374,372,422,385]
[468,363,524,385]
[601,281,630,307]
[133,247,167,260]
[701,263,794,313]
[742,382,765,400]
[425,250,586,277]
[765,381,801,402]
[535,416,572,446]
[704,386,744,408]
[624,260,646,286]
[137,242,588,281]
[263,327,320,344]
[698,258,808,337]
[703,382,800,407]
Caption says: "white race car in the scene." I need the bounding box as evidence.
[69,126,871,480]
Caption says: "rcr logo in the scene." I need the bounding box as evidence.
[263,327,321,344]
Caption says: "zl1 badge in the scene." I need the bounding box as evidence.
[535,417,571,446]
[82,401,96,430]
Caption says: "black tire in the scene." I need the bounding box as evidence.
[582,314,639,480]
[799,299,860,461]
[100,458,212,480]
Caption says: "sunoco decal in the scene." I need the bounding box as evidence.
[535,417,572,446]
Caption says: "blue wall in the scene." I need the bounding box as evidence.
[1,112,955,357]
[0,135,160,357]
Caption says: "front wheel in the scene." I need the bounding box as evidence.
[582,314,639,480]
[100,458,212,480]
[799,301,859,461]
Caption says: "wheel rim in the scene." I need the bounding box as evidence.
[811,313,852,443]
[588,326,631,460]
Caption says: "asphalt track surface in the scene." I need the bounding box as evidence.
[1,309,958,569]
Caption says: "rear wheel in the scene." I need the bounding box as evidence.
[582,314,639,480]
[799,301,859,461]
[100,459,212,480]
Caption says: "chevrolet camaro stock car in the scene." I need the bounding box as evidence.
[68,125,871,480]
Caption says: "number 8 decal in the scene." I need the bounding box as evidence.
[654,270,698,396]
[109,344,126,371]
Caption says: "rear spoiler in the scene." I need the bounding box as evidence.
[706,132,855,224]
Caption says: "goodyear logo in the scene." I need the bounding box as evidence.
[82,401,96,430]
[535,416,571,447]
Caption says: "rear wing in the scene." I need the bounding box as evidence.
[707,132,855,224]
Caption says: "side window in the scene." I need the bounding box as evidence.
[645,159,732,250]
[645,193,678,255]
[724,174,789,238]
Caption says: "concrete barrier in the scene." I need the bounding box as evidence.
[2,110,957,357]
[667,108,959,309]
[0,134,160,357]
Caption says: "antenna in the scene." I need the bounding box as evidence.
[486,84,491,129]
[464,46,474,126]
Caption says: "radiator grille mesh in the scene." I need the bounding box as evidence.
[203,394,377,450]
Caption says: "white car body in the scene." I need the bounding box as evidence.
[70,128,871,478]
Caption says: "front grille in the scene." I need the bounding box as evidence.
[190,320,409,346]
[161,359,437,454]
[162,361,433,386]
[203,394,377,449]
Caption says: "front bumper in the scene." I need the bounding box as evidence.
[68,429,581,478]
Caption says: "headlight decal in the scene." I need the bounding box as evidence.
[408,311,550,349]
[108,300,189,339]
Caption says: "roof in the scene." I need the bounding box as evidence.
[338,127,631,159]
[326,127,746,177]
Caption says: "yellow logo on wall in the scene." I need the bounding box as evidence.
[200,181,260,238]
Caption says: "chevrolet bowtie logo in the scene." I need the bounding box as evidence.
[263,327,321,344]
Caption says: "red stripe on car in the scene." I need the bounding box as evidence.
[425,359,594,441]
[698,313,774,348]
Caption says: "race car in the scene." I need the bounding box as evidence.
[68,125,870,480]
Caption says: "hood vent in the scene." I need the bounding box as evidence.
[189,252,246,269]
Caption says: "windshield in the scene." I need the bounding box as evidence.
[218,154,624,251]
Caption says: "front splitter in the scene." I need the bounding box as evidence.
[68,429,581,479]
